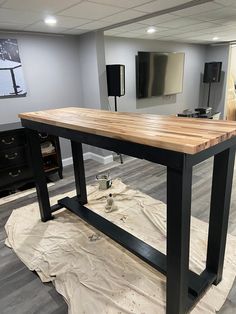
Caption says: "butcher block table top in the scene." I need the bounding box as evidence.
[19,107,236,155]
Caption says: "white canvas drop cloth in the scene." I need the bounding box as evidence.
[0,182,54,206]
[5,179,236,314]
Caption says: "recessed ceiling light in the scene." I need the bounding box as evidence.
[146,27,157,34]
[44,16,57,26]
[212,36,219,41]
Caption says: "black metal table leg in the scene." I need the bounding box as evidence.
[27,129,52,222]
[167,165,192,314]
[71,141,87,204]
[206,148,235,284]
[21,116,236,314]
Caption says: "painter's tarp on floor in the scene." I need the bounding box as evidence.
[5,179,236,314]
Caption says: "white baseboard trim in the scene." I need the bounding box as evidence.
[84,152,113,164]
[62,157,73,167]
[62,152,113,167]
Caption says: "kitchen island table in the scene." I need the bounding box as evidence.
[19,107,236,314]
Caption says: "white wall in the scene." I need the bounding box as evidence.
[104,36,207,115]
[0,34,83,158]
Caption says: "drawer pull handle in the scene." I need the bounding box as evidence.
[5,152,18,160]
[39,133,48,139]
[2,137,15,145]
[9,170,21,177]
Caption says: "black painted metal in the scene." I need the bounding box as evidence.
[51,203,64,213]
[21,117,236,314]
[26,129,52,222]
[187,270,217,311]
[206,147,236,284]
[10,68,18,95]
[114,96,117,112]
[59,196,167,272]
[192,269,216,298]
[167,164,192,314]
[71,141,87,204]
[53,136,63,179]
[57,195,217,312]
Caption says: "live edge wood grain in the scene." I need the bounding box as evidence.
[19,107,236,155]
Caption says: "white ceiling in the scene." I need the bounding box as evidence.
[0,0,189,34]
[105,1,236,44]
[0,0,235,44]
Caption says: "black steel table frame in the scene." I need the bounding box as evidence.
[21,119,236,314]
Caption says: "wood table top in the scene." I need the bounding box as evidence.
[19,107,236,154]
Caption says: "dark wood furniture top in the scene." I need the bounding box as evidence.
[19,107,236,154]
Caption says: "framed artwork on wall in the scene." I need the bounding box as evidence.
[0,39,27,98]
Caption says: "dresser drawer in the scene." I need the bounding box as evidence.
[0,146,28,169]
[0,165,32,187]
[0,131,26,149]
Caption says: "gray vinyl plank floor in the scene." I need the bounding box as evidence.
[0,156,236,313]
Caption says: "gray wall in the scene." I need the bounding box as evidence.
[77,31,110,156]
[77,32,102,110]
[77,31,109,111]
[0,31,110,159]
[0,34,83,158]
[104,36,207,115]
[0,32,230,160]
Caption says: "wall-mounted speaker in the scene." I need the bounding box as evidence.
[106,64,125,97]
[203,62,222,83]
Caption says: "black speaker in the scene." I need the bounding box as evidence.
[106,64,125,97]
[203,62,222,83]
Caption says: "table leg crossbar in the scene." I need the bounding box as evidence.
[43,193,217,313]
[56,195,215,312]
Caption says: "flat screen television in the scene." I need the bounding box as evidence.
[136,51,185,99]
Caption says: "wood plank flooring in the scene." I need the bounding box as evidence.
[1,155,236,313]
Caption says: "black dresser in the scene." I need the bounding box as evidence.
[0,122,63,192]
